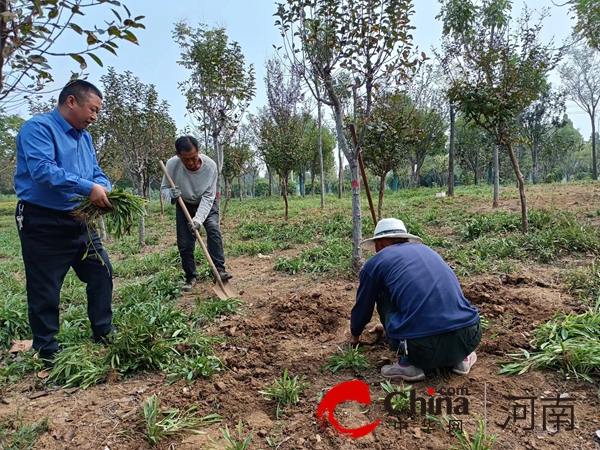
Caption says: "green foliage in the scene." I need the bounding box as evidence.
[192,297,242,327]
[114,249,180,278]
[0,294,30,349]
[0,1,145,103]
[322,345,370,373]
[378,381,412,414]
[92,68,177,195]
[143,395,221,445]
[564,261,600,302]
[449,415,498,450]
[208,421,253,450]
[274,237,352,276]
[498,301,600,382]
[174,21,256,187]
[569,0,600,50]
[71,189,148,240]
[48,343,111,389]
[0,353,44,387]
[259,369,309,417]
[0,415,48,450]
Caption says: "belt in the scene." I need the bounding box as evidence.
[19,200,76,219]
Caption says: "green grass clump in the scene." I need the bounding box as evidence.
[209,421,252,450]
[564,261,600,303]
[192,297,242,327]
[322,345,370,373]
[143,395,221,446]
[0,294,30,349]
[48,343,111,388]
[379,381,412,414]
[274,237,352,276]
[0,415,48,450]
[498,300,600,381]
[259,369,309,417]
[113,249,180,278]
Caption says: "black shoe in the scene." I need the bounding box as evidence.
[39,350,59,369]
[182,277,198,292]
[217,270,233,281]
[93,327,119,345]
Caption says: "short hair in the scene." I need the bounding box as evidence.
[58,80,103,106]
[175,135,200,155]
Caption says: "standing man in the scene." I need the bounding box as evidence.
[160,136,232,292]
[349,218,481,381]
[14,80,115,368]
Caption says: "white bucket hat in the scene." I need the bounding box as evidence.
[360,218,423,252]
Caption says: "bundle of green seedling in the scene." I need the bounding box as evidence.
[71,189,148,239]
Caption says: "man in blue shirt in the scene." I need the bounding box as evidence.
[349,218,481,381]
[14,80,115,368]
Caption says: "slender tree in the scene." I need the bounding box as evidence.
[438,0,562,233]
[174,22,256,197]
[276,0,422,270]
[559,42,600,180]
[455,117,493,185]
[93,68,176,245]
[362,91,415,219]
[518,83,566,183]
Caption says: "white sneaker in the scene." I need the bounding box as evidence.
[381,362,426,381]
[453,352,477,375]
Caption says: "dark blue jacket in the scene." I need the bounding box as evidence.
[350,242,479,340]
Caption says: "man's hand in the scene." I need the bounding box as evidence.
[89,184,112,209]
[188,221,201,234]
[347,330,360,345]
[170,187,181,204]
[368,323,386,341]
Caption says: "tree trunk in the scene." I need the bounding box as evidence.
[137,174,145,247]
[238,176,242,201]
[506,141,528,233]
[212,131,224,199]
[448,104,456,197]
[222,179,231,220]
[268,167,273,197]
[378,173,386,221]
[532,143,539,184]
[338,146,343,199]
[349,158,362,271]
[493,144,499,208]
[283,174,289,221]
[317,95,325,209]
[311,170,316,196]
[591,112,598,180]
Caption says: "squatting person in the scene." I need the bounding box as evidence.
[14,80,116,368]
[349,217,481,381]
[160,135,232,291]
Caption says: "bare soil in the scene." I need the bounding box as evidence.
[2,183,600,450]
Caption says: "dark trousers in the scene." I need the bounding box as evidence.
[16,201,113,357]
[376,293,482,370]
[176,199,225,280]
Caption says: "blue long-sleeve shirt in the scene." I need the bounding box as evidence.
[14,109,111,211]
[350,242,480,340]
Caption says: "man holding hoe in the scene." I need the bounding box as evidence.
[349,218,481,381]
[160,135,232,291]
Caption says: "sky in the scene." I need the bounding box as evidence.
[25,0,594,139]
